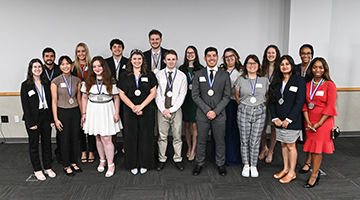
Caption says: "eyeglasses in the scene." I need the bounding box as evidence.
[225,54,235,59]
[300,52,312,56]
[186,52,195,55]
[246,62,258,66]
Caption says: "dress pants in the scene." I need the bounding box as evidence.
[58,107,81,167]
[26,110,52,171]
[157,109,183,163]
[237,103,266,166]
[196,119,225,166]
[79,129,96,152]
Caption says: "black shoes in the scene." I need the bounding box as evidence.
[175,162,184,171]
[304,172,320,188]
[71,165,82,173]
[193,165,202,176]
[156,162,165,171]
[63,167,75,177]
[299,163,311,173]
[218,165,227,176]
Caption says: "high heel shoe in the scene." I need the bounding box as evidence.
[63,167,75,177]
[258,149,269,160]
[105,163,115,178]
[299,162,311,173]
[279,173,296,184]
[303,172,320,188]
[97,159,106,173]
[273,170,288,179]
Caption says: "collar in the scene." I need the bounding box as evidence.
[207,66,218,72]
[113,55,122,63]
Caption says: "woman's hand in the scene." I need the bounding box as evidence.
[81,114,86,127]
[136,110,143,116]
[29,125,38,130]
[312,122,322,130]
[274,119,282,127]
[282,120,290,129]
[55,119,63,131]
[50,123,55,127]
[114,114,120,122]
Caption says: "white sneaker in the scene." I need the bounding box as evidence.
[251,166,259,177]
[242,165,250,177]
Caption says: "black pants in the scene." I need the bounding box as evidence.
[79,129,96,152]
[58,107,81,167]
[26,110,52,171]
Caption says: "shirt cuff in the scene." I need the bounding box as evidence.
[271,118,279,122]
[285,118,292,123]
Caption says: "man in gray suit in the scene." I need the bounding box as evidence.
[192,47,231,176]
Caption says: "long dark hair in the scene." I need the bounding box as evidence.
[26,58,47,85]
[260,45,281,77]
[180,45,202,74]
[304,57,333,83]
[269,55,296,103]
[126,49,148,76]
[220,47,243,71]
[85,56,113,94]
[241,54,261,79]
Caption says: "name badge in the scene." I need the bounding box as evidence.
[122,65,126,69]
[289,86,298,92]
[316,91,324,96]
[255,83,262,88]
[60,83,67,88]
[199,76,206,82]
[28,90,35,97]
[141,77,148,82]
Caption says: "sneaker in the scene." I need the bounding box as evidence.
[251,166,259,177]
[242,165,250,177]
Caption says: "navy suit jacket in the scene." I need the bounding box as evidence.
[143,47,168,70]
[20,81,53,129]
[192,67,231,122]
[270,75,306,130]
[105,56,129,80]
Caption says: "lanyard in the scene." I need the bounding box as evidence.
[134,71,141,89]
[206,70,215,89]
[188,71,194,83]
[301,62,311,77]
[249,76,258,96]
[151,50,161,69]
[165,69,177,91]
[79,64,87,80]
[280,81,286,98]
[268,67,274,81]
[310,79,324,101]
[62,75,72,97]
[34,84,44,103]
[228,67,235,76]
[96,79,103,94]
[45,69,54,81]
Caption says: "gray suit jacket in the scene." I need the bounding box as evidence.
[192,67,231,122]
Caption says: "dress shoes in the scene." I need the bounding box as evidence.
[193,165,202,176]
[304,172,320,188]
[279,173,296,184]
[175,162,184,171]
[156,162,165,171]
[63,167,75,177]
[273,170,288,179]
[218,165,227,176]
[299,163,311,173]
[71,165,82,173]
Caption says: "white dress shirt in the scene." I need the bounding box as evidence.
[155,67,188,113]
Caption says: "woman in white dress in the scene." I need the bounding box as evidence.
[81,56,122,178]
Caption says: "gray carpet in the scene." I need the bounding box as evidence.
[0,137,360,200]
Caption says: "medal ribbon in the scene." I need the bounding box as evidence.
[34,84,44,104]
[45,69,54,81]
[116,59,121,72]
[310,78,324,101]
[134,70,141,89]
[206,70,215,89]
[151,50,161,69]
[80,64,87,80]
[96,79,103,95]
[301,62,311,77]
[268,67,274,81]
[165,69,177,91]
[280,81,286,99]
[62,75,72,97]
[228,67,235,76]
[188,71,193,83]
[249,76,258,96]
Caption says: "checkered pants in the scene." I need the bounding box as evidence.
[237,103,266,166]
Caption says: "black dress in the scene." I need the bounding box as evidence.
[118,70,158,170]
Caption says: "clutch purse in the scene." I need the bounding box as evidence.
[331,126,340,139]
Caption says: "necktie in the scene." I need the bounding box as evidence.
[165,71,172,109]
[210,69,214,82]
[152,52,158,72]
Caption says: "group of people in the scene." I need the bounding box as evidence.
[20,29,337,188]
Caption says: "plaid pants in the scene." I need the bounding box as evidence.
[237,103,266,166]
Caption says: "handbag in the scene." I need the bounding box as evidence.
[331,126,340,139]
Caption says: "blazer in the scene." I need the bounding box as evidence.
[20,81,53,129]
[143,47,168,70]
[270,75,306,130]
[105,56,129,80]
[192,67,231,122]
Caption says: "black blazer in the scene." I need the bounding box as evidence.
[270,75,306,130]
[143,47,168,70]
[20,81,53,129]
[105,56,129,80]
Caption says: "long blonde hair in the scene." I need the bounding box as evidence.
[72,42,91,73]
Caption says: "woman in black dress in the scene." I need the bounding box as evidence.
[118,49,157,175]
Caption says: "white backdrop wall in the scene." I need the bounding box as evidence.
[0,0,288,92]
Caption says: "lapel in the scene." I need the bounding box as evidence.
[283,74,294,98]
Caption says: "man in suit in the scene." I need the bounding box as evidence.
[143,29,168,74]
[155,50,187,171]
[105,39,129,155]
[42,47,62,164]
[105,39,129,82]
[192,47,231,176]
